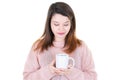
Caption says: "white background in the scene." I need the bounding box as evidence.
[0,0,120,80]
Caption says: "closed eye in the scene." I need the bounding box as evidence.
[54,24,59,26]
[64,24,69,26]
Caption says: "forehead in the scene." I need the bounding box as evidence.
[51,14,70,23]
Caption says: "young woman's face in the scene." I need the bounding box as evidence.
[51,14,71,41]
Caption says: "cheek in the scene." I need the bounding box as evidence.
[66,26,71,32]
[51,26,57,33]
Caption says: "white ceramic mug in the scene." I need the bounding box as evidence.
[56,53,75,69]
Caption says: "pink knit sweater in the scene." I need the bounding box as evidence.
[23,41,97,80]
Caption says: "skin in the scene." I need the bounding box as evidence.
[49,13,72,75]
[51,13,71,42]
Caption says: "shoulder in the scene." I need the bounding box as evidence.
[76,39,87,47]
[73,40,92,58]
[32,38,44,49]
[77,40,86,47]
[76,40,90,51]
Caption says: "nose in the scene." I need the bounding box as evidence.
[58,25,64,31]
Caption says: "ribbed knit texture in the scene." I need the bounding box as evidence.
[23,41,97,80]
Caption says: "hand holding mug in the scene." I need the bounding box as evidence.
[49,59,67,75]
[49,53,75,75]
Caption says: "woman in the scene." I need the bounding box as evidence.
[23,2,97,80]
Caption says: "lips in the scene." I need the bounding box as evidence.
[57,32,65,35]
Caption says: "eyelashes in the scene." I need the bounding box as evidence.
[54,24,69,26]
[54,24,59,26]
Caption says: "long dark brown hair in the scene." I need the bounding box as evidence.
[34,2,82,53]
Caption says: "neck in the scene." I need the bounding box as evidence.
[54,38,65,42]
[53,40,65,48]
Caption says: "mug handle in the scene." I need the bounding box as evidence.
[68,57,75,67]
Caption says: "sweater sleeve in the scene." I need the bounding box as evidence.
[66,42,97,80]
[23,46,55,80]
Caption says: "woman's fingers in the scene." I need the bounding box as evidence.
[49,60,72,75]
